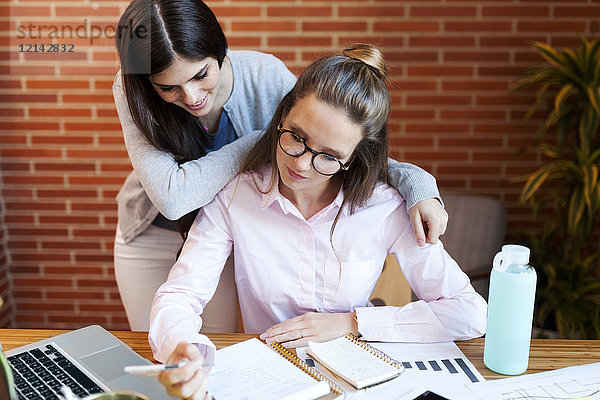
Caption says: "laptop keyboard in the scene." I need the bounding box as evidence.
[8,343,105,400]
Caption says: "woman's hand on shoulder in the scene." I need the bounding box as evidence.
[260,312,359,348]
[158,341,212,400]
[409,198,448,247]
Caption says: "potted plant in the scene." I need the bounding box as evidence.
[513,38,600,339]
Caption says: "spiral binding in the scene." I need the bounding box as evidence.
[269,341,345,397]
[343,333,403,370]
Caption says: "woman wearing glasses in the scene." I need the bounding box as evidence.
[113,0,447,333]
[149,44,487,399]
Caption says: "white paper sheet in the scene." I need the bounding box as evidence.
[467,362,600,400]
[297,341,484,399]
[207,338,331,400]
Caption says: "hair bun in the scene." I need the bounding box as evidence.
[343,43,387,79]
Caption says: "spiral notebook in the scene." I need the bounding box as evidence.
[306,334,404,390]
[207,338,343,400]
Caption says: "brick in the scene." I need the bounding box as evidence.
[97,109,118,118]
[442,80,508,91]
[407,65,474,76]
[1,162,30,171]
[338,35,405,48]
[227,36,262,47]
[68,176,125,185]
[47,290,105,300]
[35,162,95,172]
[0,135,27,144]
[3,175,63,185]
[388,138,435,147]
[100,163,132,172]
[232,21,297,32]
[66,149,128,158]
[446,21,512,32]
[304,21,367,32]
[24,52,88,62]
[0,94,57,103]
[44,266,104,275]
[64,122,122,131]
[60,66,118,76]
[268,6,331,17]
[75,254,113,263]
[4,214,34,224]
[339,6,404,17]
[444,52,510,62]
[12,251,70,261]
[5,6,51,16]
[268,36,332,47]
[6,201,66,211]
[482,6,550,17]
[63,94,114,104]
[441,109,507,120]
[374,21,439,32]
[438,137,504,147]
[405,151,469,161]
[409,36,475,47]
[410,6,476,17]
[30,108,92,117]
[55,6,120,17]
[27,80,89,89]
[1,149,62,158]
[42,241,100,250]
[517,21,586,33]
[390,109,436,119]
[405,124,470,134]
[9,227,69,237]
[210,6,262,17]
[38,189,98,198]
[407,95,471,106]
[0,108,25,117]
[0,80,22,89]
[554,6,600,18]
[39,215,100,224]
[32,135,94,145]
[387,51,438,62]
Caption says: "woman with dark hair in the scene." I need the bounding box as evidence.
[149,44,486,399]
[113,0,448,332]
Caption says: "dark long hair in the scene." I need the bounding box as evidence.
[115,0,228,240]
[241,44,390,260]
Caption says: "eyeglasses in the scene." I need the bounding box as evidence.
[277,123,351,176]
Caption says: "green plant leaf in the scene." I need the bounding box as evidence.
[567,187,585,234]
[540,144,560,159]
[520,165,555,203]
[587,87,600,115]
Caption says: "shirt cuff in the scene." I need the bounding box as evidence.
[159,332,216,364]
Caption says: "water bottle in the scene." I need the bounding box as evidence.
[483,244,537,375]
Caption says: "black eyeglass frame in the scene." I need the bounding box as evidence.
[277,124,351,176]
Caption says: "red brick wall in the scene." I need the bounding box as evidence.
[1,1,598,329]
[0,184,13,327]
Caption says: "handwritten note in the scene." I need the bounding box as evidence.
[207,338,330,400]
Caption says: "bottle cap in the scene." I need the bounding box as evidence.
[501,244,530,266]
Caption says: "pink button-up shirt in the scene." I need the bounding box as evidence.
[149,166,487,362]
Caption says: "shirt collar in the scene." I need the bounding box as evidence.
[256,165,349,217]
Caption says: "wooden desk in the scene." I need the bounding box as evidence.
[1,329,599,380]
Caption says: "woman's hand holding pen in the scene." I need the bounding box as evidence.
[158,341,212,400]
[260,311,359,348]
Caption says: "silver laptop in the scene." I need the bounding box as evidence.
[4,324,174,399]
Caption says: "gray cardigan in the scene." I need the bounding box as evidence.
[113,50,440,243]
